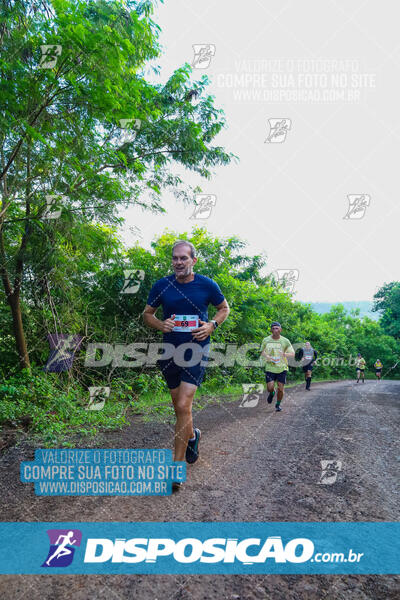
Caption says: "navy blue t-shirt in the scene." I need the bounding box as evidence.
[146,273,225,346]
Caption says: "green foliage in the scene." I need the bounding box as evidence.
[0,0,236,371]
[0,367,127,445]
[373,282,400,338]
[0,2,399,442]
[1,227,399,443]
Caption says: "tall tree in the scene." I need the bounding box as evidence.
[0,0,234,368]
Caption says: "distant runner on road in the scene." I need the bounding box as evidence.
[374,359,383,380]
[143,240,230,490]
[297,341,318,390]
[356,353,366,383]
[260,322,295,411]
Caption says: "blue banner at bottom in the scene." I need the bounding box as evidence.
[0,522,398,574]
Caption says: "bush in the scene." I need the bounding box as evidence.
[0,368,127,446]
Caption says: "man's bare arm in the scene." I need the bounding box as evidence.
[142,305,175,333]
[191,299,230,342]
[212,299,230,325]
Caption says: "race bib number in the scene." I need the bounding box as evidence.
[270,356,281,364]
[304,354,313,361]
[265,344,282,364]
[173,314,199,332]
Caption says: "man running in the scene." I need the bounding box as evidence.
[260,322,295,411]
[356,353,366,383]
[374,358,383,380]
[143,240,229,490]
[297,341,318,390]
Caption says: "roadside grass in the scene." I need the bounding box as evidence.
[129,375,350,423]
[0,369,386,447]
[0,369,129,447]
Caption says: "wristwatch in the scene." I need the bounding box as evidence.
[210,320,218,330]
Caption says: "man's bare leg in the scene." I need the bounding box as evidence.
[171,381,197,462]
[266,380,275,403]
[275,381,285,410]
[305,369,312,390]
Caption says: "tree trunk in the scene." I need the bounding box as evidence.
[7,291,30,370]
[0,136,32,371]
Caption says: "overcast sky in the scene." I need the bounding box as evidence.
[120,0,400,303]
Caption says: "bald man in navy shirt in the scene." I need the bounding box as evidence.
[143,240,229,489]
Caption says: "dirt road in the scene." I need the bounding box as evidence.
[0,379,399,599]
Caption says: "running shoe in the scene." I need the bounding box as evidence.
[172,481,183,492]
[275,404,282,412]
[267,390,275,404]
[186,428,201,464]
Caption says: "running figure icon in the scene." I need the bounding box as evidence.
[45,531,77,566]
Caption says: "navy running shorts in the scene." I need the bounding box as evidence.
[157,344,208,389]
[265,370,287,384]
[302,363,313,373]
